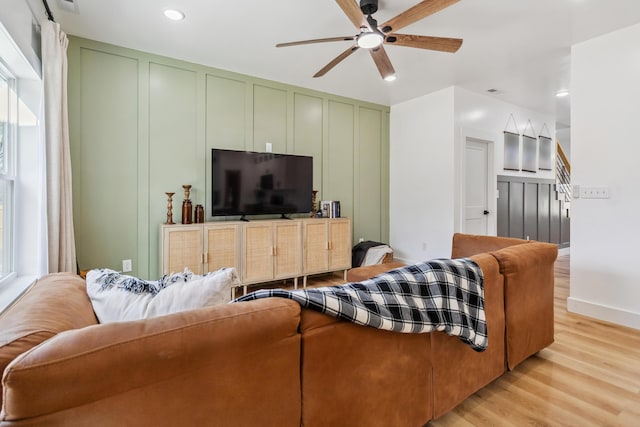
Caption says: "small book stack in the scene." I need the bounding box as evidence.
[320,200,341,218]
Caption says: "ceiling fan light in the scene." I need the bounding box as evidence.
[164,9,185,21]
[357,31,384,49]
[384,74,397,82]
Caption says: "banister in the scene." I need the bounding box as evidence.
[556,140,571,174]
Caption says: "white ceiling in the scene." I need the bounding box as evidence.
[47,0,640,128]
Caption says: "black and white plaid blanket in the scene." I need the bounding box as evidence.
[234,258,487,351]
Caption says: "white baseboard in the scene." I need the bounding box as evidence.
[558,246,570,257]
[567,297,640,330]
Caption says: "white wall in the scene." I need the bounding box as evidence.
[453,88,556,233]
[390,87,455,264]
[0,0,43,79]
[389,86,556,263]
[569,22,640,329]
[454,87,556,181]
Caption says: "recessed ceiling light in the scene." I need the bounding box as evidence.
[556,90,569,98]
[164,9,185,21]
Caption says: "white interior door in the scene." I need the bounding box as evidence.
[464,139,489,235]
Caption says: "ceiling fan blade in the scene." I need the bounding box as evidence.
[335,0,366,29]
[277,36,356,48]
[381,0,461,33]
[369,46,396,80]
[385,34,463,52]
[314,45,360,78]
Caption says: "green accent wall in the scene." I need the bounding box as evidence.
[67,36,390,278]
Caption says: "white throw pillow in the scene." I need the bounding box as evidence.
[86,268,240,323]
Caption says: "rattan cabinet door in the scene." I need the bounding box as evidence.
[303,219,329,275]
[204,223,240,273]
[328,218,352,271]
[273,221,302,280]
[161,225,204,275]
[243,222,274,283]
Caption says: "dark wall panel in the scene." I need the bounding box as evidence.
[508,182,524,239]
[550,194,560,244]
[561,204,570,245]
[497,181,510,237]
[537,185,550,243]
[497,176,569,247]
[524,183,538,241]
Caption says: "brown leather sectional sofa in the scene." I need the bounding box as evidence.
[0,233,557,426]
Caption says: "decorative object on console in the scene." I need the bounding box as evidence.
[194,204,204,223]
[182,184,192,224]
[320,200,341,218]
[164,192,175,224]
[310,190,318,217]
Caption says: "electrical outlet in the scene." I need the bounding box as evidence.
[265,142,272,153]
[122,259,132,272]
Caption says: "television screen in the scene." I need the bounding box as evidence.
[211,149,313,218]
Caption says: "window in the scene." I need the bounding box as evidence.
[0,68,16,282]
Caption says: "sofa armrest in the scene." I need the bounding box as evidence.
[0,273,98,410]
[2,299,301,427]
[491,241,558,369]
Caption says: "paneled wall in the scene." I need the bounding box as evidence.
[67,37,390,278]
[496,176,570,247]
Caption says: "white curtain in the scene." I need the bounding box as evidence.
[41,20,76,273]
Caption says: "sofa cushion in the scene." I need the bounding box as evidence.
[86,268,240,323]
[451,232,530,258]
[2,298,302,425]
[431,253,506,418]
[346,261,405,282]
[0,273,98,408]
[300,310,432,427]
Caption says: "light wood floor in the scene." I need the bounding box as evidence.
[429,254,640,426]
[302,256,640,426]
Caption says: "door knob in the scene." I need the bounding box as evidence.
[483,210,490,215]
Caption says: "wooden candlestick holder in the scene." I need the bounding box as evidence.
[182,185,192,224]
[165,192,175,224]
[310,190,319,218]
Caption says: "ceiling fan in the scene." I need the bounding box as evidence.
[276,0,463,81]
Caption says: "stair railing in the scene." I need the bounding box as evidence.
[556,141,571,216]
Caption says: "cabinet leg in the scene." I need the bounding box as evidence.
[343,270,348,281]
[293,277,298,290]
[303,276,308,289]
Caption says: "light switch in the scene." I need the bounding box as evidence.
[579,186,610,199]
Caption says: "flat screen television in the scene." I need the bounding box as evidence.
[211,149,313,218]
